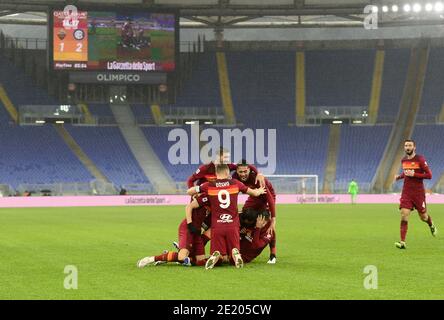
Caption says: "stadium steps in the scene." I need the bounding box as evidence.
[150,104,164,125]
[78,103,95,125]
[53,124,110,183]
[0,84,18,122]
[322,124,341,194]
[368,49,385,124]
[110,104,176,194]
[439,104,444,123]
[216,52,236,124]
[434,173,444,193]
[295,51,306,125]
[371,44,430,192]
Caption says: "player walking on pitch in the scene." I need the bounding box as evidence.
[348,179,359,204]
[394,139,438,249]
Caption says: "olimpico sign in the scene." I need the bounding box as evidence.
[96,73,141,83]
[69,72,167,84]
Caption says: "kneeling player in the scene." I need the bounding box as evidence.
[136,193,210,267]
[233,160,277,263]
[239,209,274,263]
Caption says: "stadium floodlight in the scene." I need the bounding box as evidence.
[392,4,399,12]
[435,2,444,12]
[324,110,330,115]
[404,4,411,12]
[382,5,389,12]
[413,3,422,12]
[425,3,434,11]
[372,5,379,13]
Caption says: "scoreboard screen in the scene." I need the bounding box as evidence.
[51,8,177,72]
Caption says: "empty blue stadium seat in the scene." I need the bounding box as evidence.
[66,125,150,186]
[411,124,444,189]
[336,124,392,191]
[0,124,93,188]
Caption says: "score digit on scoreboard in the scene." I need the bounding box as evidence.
[53,9,88,70]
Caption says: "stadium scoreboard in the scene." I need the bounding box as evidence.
[50,6,178,73]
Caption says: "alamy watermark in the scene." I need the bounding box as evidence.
[363,265,378,290]
[64,265,78,290]
[363,5,379,30]
[167,122,277,174]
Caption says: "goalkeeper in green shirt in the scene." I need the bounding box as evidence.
[348,179,359,204]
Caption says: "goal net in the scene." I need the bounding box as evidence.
[265,175,319,203]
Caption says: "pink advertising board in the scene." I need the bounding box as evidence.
[1,194,443,208]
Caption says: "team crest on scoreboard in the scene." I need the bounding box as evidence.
[73,29,85,40]
[57,29,66,40]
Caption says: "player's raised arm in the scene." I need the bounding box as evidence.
[185,198,201,234]
[250,215,273,249]
[186,186,199,196]
[186,165,207,188]
[187,182,209,197]
[246,186,267,197]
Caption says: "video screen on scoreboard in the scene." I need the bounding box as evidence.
[51,9,177,72]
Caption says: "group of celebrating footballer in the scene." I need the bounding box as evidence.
[137,139,440,270]
[137,148,277,269]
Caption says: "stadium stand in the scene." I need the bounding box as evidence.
[174,52,222,108]
[87,103,115,122]
[305,49,374,108]
[0,56,57,106]
[411,124,444,189]
[1,47,444,194]
[378,49,410,122]
[0,123,93,188]
[226,51,295,126]
[131,104,154,124]
[65,125,150,186]
[336,124,392,192]
[418,48,444,118]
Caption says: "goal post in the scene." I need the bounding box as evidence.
[265,175,319,203]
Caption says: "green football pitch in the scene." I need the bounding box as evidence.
[0,204,443,300]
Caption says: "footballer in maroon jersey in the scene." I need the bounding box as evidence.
[239,209,274,263]
[187,164,266,269]
[186,148,265,188]
[136,193,210,268]
[233,160,277,264]
[394,139,438,249]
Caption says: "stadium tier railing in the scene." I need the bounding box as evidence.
[161,106,226,125]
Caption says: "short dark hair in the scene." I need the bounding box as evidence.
[240,208,259,227]
[404,139,416,146]
[237,159,249,167]
[259,210,271,220]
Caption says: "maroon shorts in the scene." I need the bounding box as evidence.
[210,227,240,257]
[178,219,206,257]
[399,193,427,214]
